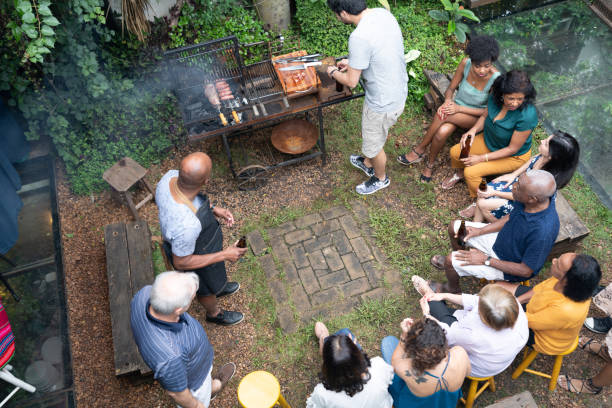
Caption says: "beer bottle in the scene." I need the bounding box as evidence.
[457,220,467,248]
[237,236,247,248]
[479,178,488,192]
[459,134,472,159]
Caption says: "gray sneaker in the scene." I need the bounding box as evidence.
[356,175,390,195]
[350,154,375,177]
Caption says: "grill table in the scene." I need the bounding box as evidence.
[165,37,364,189]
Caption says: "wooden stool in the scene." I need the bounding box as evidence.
[237,371,291,408]
[460,375,496,408]
[103,157,154,220]
[511,336,579,391]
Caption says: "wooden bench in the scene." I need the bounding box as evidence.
[423,69,590,255]
[104,221,154,377]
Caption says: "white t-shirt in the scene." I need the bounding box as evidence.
[306,356,394,408]
[437,294,529,377]
[349,8,408,113]
[155,170,205,257]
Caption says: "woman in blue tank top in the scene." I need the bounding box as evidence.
[381,317,471,408]
[398,36,500,182]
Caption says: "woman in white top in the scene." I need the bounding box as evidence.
[306,322,394,408]
[414,278,528,377]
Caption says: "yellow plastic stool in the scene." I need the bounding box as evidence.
[511,336,579,391]
[479,279,530,287]
[459,375,496,408]
[237,371,291,408]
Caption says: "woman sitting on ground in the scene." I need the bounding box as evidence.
[412,278,528,378]
[494,252,601,355]
[397,35,500,182]
[380,317,470,407]
[442,70,538,197]
[306,322,394,407]
[558,282,612,394]
[460,130,579,221]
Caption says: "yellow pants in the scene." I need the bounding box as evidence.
[450,133,531,197]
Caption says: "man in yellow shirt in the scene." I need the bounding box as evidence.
[495,252,601,354]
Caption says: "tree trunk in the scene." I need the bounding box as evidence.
[255,0,290,32]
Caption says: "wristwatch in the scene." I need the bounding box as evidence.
[484,256,492,266]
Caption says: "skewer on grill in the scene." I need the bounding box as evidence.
[204,83,228,126]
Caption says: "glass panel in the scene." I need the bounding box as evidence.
[0,158,73,407]
[476,0,612,208]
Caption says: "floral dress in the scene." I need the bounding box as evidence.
[488,155,541,219]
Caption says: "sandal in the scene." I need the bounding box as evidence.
[412,275,433,296]
[420,162,435,182]
[557,375,603,394]
[579,337,611,361]
[441,173,464,190]
[397,147,424,166]
[430,255,446,270]
[459,202,476,218]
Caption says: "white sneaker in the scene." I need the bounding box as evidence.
[356,175,390,195]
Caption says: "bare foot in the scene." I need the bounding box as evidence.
[315,321,330,354]
[412,275,434,296]
[459,203,476,218]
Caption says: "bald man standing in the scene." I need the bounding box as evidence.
[429,170,560,294]
[156,152,246,326]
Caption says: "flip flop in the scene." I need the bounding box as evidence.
[430,255,446,270]
[459,203,476,218]
[411,275,432,296]
[441,173,464,190]
[397,147,424,166]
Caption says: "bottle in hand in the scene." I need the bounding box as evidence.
[457,220,468,248]
[479,178,488,192]
[459,134,472,159]
[237,236,247,248]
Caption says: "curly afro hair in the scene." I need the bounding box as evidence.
[402,318,448,375]
[466,35,500,64]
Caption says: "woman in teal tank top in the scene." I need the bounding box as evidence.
[398,36,500,182]
[381,317,471,408]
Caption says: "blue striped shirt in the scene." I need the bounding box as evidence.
[130,286,214,392]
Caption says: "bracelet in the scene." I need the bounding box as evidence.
[484,153,489,162]
[211,203,216,210]
[330,68,339,78]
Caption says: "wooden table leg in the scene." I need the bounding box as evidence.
[123,191,141,220]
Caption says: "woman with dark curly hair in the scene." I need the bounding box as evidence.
[459,130,580,220]
[398,35,500,182]
[442,70,538,197]
[306,321,394,407]
[380,317,470,407]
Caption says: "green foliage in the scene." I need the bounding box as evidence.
[428,0,479,43]
[1,1,184,194]
[168,0,269,49]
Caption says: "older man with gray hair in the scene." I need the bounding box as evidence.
[130,271,235,408]
[429,170,560,293]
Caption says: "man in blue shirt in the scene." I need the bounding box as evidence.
[430,170,559,293]
[130,271,235,407]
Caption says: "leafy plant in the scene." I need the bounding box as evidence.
[428,0,479,43]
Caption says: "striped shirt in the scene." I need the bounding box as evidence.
[130,286,213,392]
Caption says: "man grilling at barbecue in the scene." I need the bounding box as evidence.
[156,152,246,326]
[326,0,407,195]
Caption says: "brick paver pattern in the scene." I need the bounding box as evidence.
[247,200,402,333]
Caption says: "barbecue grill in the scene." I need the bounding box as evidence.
[164,36,364,190]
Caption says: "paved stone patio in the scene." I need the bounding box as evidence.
[247,200,403,333]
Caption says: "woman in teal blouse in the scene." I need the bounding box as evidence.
[442,70,538,197]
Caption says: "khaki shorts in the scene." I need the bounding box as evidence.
[361,103,403,158]
[451,221,505,281]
